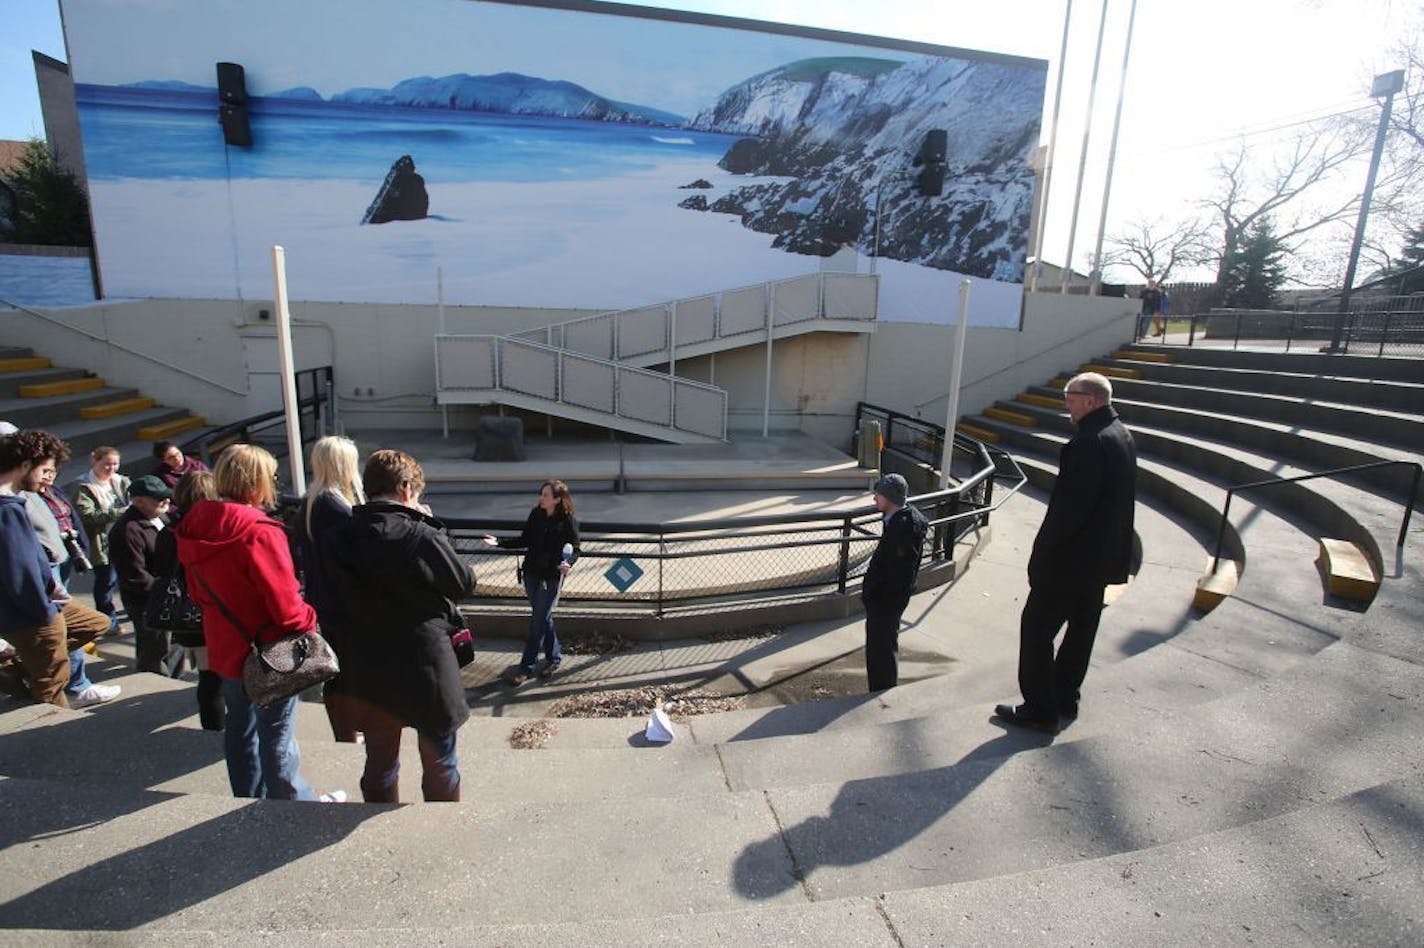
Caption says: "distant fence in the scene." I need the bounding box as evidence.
[1134,296,1424,357]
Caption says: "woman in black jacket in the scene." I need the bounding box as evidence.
[324,450,475,803]
[483,479,579,685]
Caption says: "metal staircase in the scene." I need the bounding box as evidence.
[434,272,879,443]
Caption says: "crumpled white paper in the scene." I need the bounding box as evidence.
[644,706,675,743]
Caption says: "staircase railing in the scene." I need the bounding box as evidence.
[510,272,879,363]
[1209,459,1423,574]
[435,335,727,440]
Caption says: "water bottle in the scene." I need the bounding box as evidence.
[561,542,574,567]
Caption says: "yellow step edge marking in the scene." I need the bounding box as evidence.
[1318,538,1379,602]
[984,406,1035,426]
[1113,349,1172,363]
[0,357,53,373]
[79,396,157,420]
[1014,392,1063,409]
[1048,377,1070,389]
[1193,557,1241,611]
[1079,363,1143,380]
[138,415,206,441]
[955,422,1000,443]
[17,377,105,398]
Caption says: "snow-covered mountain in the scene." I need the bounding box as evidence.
[684,55,1045,280]
[331,72,684,126]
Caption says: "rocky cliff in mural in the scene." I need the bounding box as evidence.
[685,56,1043,281]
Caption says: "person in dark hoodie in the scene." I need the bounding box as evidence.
[176,443,342,803]
[325,449,475,803]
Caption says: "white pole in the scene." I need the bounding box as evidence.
[1089,0,1140,295]
[1060,0,1111,293]
[762,283,774,437]
[437,265,449,438]
[1028,0,1074,293]
[939,279,972,489]
[270,245,307,495]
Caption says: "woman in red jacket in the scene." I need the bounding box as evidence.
[176,444,340,802]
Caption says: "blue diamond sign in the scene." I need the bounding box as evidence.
[604,557,644,593]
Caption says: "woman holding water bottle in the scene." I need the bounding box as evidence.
[483,479,579,685]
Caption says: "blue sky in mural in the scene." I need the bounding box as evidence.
[60,0,943,117]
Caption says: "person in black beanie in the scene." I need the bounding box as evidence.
[860,473,927,691]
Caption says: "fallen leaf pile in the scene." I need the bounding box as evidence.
[548,685,744,719]
[508,720,558,750]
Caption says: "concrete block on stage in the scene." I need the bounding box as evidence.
[473,415,525,461]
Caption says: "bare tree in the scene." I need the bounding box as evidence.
[1203,121,1375,288]
[1103,216,1213,283]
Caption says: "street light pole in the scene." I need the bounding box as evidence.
[1330,69,1405,353]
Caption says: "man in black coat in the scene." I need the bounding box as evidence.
[996,371,1136,734]
[861,473,928,692]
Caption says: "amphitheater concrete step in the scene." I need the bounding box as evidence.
[1009,389,1420,502]
[1081,355,1424,413]
[0,364,88,400]
[0,384,143,429]
[1,640,1418,935]
[1087,376,1424,450]
[1120,343,1424,384]
[878,771,1424,945]
[40,405,194,460]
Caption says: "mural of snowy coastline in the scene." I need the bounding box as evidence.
[61,0,1046,326]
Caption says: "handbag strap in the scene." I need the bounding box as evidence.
[190,568,259,650]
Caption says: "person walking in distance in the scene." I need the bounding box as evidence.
[483,479,579,686]
[995,371,1136,735]
[860,473,928,692]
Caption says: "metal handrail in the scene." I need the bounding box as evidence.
[511,271,879,349]
[181,366,335,467]
[0,296,248,395]
[443,418,1022,616]
[1210,459,1423,574]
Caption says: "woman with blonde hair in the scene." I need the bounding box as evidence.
[175,444,341,801]
[297,435,365,742]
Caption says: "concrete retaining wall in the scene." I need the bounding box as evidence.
[0,291,1134,442]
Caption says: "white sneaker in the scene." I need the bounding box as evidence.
[0,638,14,662]
[69,683,122,709]
[318,790,348,804]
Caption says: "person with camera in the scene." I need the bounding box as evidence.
[67,446,131,628]
[324,449,475,803]
[10,429,119,709]
[110,475,186,678]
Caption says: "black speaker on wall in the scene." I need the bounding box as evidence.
[216,61,252,147]
[914,129,947,197]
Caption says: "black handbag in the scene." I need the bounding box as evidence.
[144,566,206,648]
[192,569,339,708]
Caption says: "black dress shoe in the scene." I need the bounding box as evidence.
[1059,702,1079,721]
[993,703,1060,735]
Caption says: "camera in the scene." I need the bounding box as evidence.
[62,530,92,573]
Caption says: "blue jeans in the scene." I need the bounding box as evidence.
[519,573,562,671]
[220,677,316,801]
[53,563,93,696]
[361,728,460,803]
[66,649,93,694]
[91,563,120,619]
